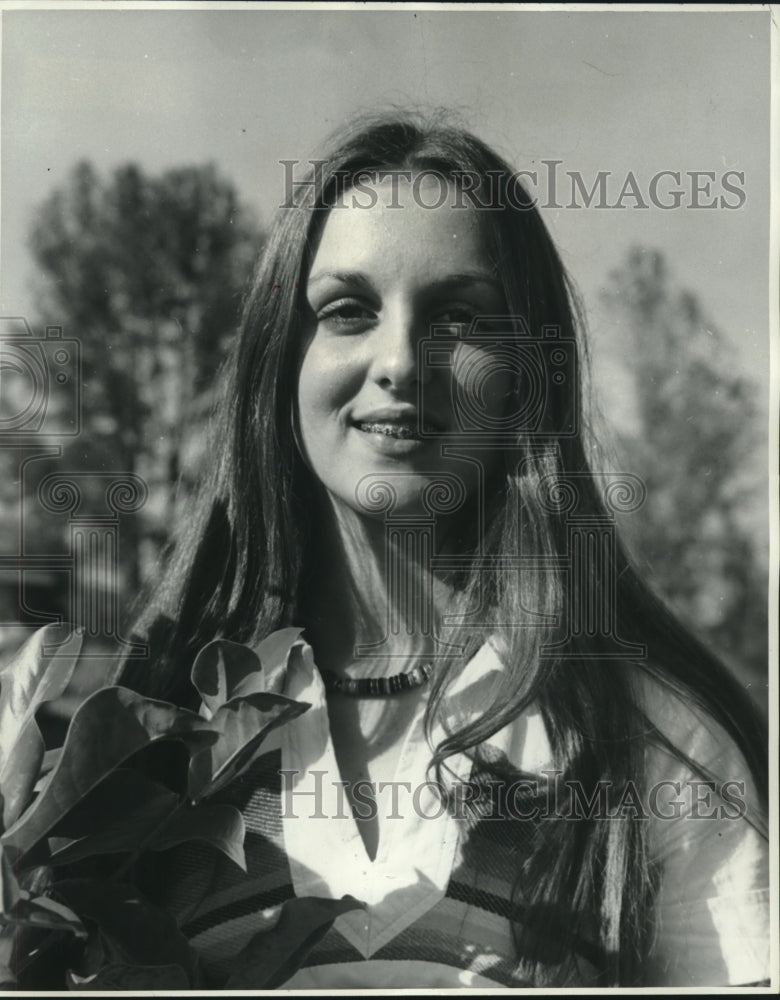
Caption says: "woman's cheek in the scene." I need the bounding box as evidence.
[298,337,363,423]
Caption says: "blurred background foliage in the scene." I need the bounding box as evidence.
[1,160,260,603]
[0,160,768,715]
[596,248,767,709]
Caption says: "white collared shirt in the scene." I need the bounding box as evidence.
[192,637,769,988]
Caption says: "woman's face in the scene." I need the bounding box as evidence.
[297,174,512,518]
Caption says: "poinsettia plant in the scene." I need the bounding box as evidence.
[0,624,361,990]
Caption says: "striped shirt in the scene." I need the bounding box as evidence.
[157,640,768,988]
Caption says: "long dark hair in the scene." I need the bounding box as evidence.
[124,111,767,986]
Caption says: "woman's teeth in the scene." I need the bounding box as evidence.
[358,421,420,439]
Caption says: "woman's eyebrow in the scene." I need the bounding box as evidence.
[306,270,374,291]
[306,270,502,292]
[429,273,503,292]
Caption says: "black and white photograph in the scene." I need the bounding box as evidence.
[0,2,776,992]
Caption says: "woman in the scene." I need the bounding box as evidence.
[125,112,769,988]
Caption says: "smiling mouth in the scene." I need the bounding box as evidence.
[354,419,443,441]
[356,421,421,439]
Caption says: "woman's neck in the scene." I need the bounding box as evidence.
[300,497,453,677]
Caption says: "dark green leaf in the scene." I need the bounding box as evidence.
[190,639,263,715]
[0,626,82,828]
[0,847,19,913]
[0,916,56,986]
[53,879,196,977]
[7,891,86,936]
[188,692,308,800]
[254,628,307,666]
[66,962,190,990]
[1,887,86,978]
[48,767,177,841]
[190,630,305,714]
[47,771,179,866]
[0,719,45,830]
[40,747,63,775]
[2,687,217,860]
[33,748,63,796]
[239,627,306,697]
[150,801,246,870]
[0,625,81,776]
[0,923,18,986]
[225,895,364,989]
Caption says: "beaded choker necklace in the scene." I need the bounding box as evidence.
[320,663,433,697]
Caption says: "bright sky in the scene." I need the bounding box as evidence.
[0,6,772,423]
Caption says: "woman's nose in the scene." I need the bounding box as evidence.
[369,308,429,391]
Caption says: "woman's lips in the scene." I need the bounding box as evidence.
[353,420,436,455]
[356,420,423,439]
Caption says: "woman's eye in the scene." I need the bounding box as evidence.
[317,299,375,330]
[433,306,478,332]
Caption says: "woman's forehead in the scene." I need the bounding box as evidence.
[308,175,496,286]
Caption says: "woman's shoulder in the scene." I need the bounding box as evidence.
[629,668,769,986]
[631,667,763,795]
[458,648,761,784]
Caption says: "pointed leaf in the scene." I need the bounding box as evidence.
[0,718,45,830]
[190,631,306,711]
[0,625,81,773]
[53,879,196,976]
[40,747,63,775]
[33,748,63,796]
[0,927,23,987]
[188,691,308,800]
[254,627,306,673]
[8,892,87,935]
[240,627,306,698]
[1,687,217,859]
[48,768,174,838]
[150,801,246,870]
[0,848,19,913]
[66,962,190,990]
[225,894,364,989]
[49,768,177,841]
[0,904,82,988]
[48,780,178,867]
[0,923,17,986]
[191,640,263,715]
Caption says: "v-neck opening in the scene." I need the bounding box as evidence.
[271,637,504,958]
[324,689,431,869]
